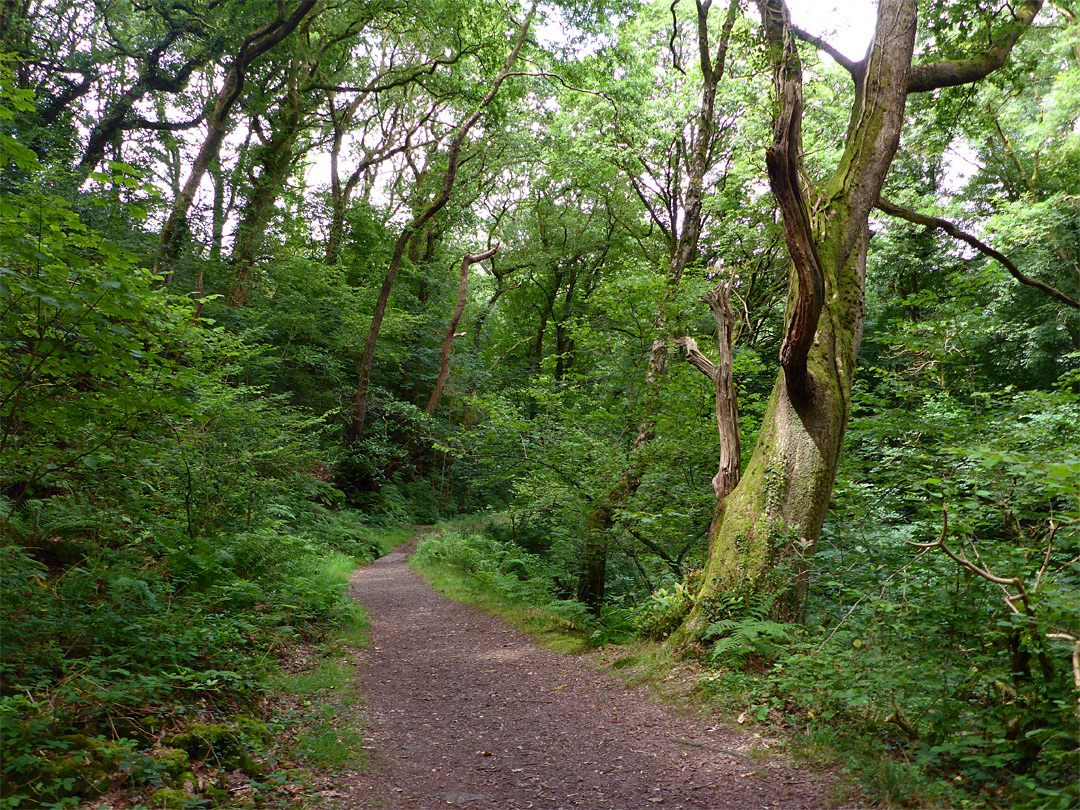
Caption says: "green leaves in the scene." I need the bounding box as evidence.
[799,341,1080,806]
[1,170,196,500]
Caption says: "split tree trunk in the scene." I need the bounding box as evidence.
[682,0,1045,627]
[683,0,916,621]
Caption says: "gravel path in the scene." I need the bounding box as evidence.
[327,544,842,810]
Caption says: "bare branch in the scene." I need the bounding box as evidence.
[791,25,862,77]
[426,244,501,416]
[676,336,719,380]
[670,0,687,74]
[908,508,1030,614]
[676,276,741,503]
[487,335,533,372]
[1034,522,1057,591]
[626,526,686,577]
[877,198,1080,309]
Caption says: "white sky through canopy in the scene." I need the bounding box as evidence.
[785,0,878,64]
[308,2,882,201]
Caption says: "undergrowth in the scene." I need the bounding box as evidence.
[266,604,372,782]
[411,528,638,650]
[0,509,395,809]
[411,517,1079,810]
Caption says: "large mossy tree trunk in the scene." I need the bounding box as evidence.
[680,0,1045,629]
[693,232,868,620]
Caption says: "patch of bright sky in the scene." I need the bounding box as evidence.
[779,1,979,192]
[785,0,877,64]
[535,0,879,65]
[534,3,607,58]
[310,2,976,203]
[533,1,977,201]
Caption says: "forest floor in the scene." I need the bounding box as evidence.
[303,541,851,810]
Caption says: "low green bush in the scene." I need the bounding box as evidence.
[412,530,556,605]
[0,502,383,808]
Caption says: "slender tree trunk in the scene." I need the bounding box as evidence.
[576,0,740,612]
[209,155,225,262]
[553,257,583,381]
[229,63,306,306]
[325,91,365,264]
[155,1,318,280]
[677,278,742,536]
[349,4,536,441]
[228,141,296,306]
[425,244,500,416]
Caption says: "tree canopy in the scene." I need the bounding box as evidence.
[2,0,1077,806]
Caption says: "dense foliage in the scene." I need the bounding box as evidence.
[0,64,392,807]
[2,0,1077,807]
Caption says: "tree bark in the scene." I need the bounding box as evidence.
[229,60,306,307]
[677,278,741,534]
[349,3,536,441]
[155,0,318,281]
[576,0,740,613]
[759,0,824,405]
[209,154,225,262]
[681,0,1045,629]
[907,1,1044,93]
[425,244,500,416]
[677,0,915,624]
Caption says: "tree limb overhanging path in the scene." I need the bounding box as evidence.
[326,544,845,810]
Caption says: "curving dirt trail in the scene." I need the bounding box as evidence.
[325,545,843,809]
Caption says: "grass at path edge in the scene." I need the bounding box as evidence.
[259,525,414,806]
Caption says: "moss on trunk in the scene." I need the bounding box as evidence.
[683,223,866,628]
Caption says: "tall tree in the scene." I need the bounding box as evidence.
[680,0,1049,625]
[577,0,741,610]
[425,244,501,416]
[74,1,220,181]
[156,0,319,279]
[348,3,537,441]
